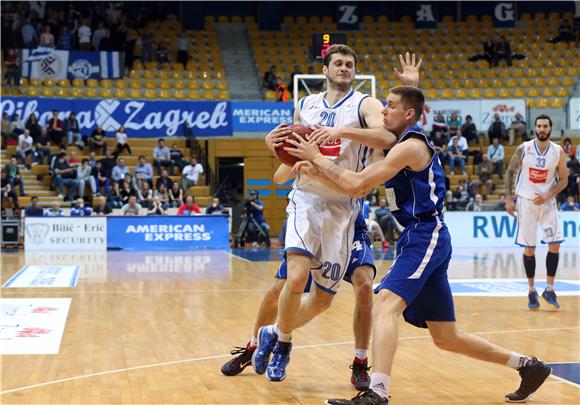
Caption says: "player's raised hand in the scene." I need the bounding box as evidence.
[506,198,517,217]
[285,133,321,161]
[308,125,343,146]
[265,123,292,152]
[394,52,422,87]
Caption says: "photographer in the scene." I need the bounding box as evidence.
[247,190,270,241]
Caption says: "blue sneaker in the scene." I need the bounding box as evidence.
[267,341,292,381]
[252,325,278,374]
[528,290,540,310]
[542,288,560,309]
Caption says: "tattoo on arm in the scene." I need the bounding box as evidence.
[505,145,524,198]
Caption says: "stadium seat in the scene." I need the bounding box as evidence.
[70,87,83,97]
[144,80,156,89]
[188,90,201,99]
[144,89,157,99]
[483,88,497,98]
[187,81,200,90]
[101,79,113,88]
[556,87,570,97]
[533,78,546,87]
[87,79,99,88]
[535,98,549,108]
[57,79,70,87]
[527,88,539,97]
[115,80,128,89]
[159,89,171,99]
[455,89,468,99]
[561,76,574,86]
[498,88,510,98]
[550,98,564,108]
[85,88,98,97]
[441,89,453,99]
[202,81,214,90]
[129,88,142,99]
[55,88,69,97]
[114,88,127,98]
[511,88,525,97]
[100,88,113,98]
[26,87,40,96]
[469,88,482,98]
[174,89,185,99]
[159,80,171,90]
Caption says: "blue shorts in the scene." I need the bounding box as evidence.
[276,229,376,293]
[374,219,455,329]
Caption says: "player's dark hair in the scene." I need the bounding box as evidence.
[390,86,425,122]
[323,44,357,67]
[534,114,552,127]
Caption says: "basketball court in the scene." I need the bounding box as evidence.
[1,246,578,404]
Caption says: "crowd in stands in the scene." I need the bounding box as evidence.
[1,109,212,216]
[262,64,324,101]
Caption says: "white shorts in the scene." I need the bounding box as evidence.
[285,188,359,294]
[515,196,563,247]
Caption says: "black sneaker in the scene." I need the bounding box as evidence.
[350,357,371,390]
[505,357,552,403]
[326,390,389,405]
[220,342,256,376]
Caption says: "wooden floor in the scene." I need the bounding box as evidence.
[1,247,579,404]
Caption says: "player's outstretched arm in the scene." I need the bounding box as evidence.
[504,144,524,216]
[287,135,428,195]
[394,52,422,88]
[273,163,295,185]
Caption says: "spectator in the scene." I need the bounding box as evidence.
[138,181,153,208]
[25,113,42,142]
[431,130,449,166]
[78,19,91,50]
[155,168,173,191]
[93,160,110,196]
[176,31,189,68]
[154,184,170,209]
[67,150,81,168]
[450,179,471,210]
[93,195,112,215]
[487,113,507,143]
[155,41,171,67]
[170,143,186,172]
[446,111,462,129]
[461,115,478,144]
[3,49,20,91]
[482,37,496,67]
[47,110,64,147]
[374,198,397,244]
[181,157,204,189]
[57,26,72,50]
[11,114,24,137]
[560,196,580,211]
[206,197,227,215]
[1,171,19,209]
[44,200,64,216]
[147,195,166,215]
[508,112,527,145]
[89,126,107,154]
[432,112,448,135]
[263,65,278,91]
[287,65,302,93]
[111,157,130,185]
[34,128,51,165]
[53,152,79,201]
[564,167,580,202]
[494,35,512,67]
[487,137,505,178]
[153,138,174,176]
[141,30,154,62]
[472,155,495,196]
[87,152,97,168]
[448,137,466,175]
[108,182,123,208]
[363,200,388,248]
[177,195,201,216]
[121,195,142,215]
[4,156,25,195]
[562,138,576,162]
[494,194,507,211]
[131,172,144,193]
[551,18,573,43]
[98,150,115,179]
[39,25,55,46]
[64,112,82,148]
[24,196,44,217]
[71,198,93,216]
[1,112,14,148]
[92,21,106,50]
[275,78,288,102]
[466,193,484,212]
[16,129,35,168]
[113,126,131,157]
[21,18,37,48]
[134,155,153,187]
[304,65,323,91]
[77,159,97,197]
[365,188,380,206]
[120,181,134,205]
[169,182,184,207]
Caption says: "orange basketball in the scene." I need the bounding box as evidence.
[275,125,313,166]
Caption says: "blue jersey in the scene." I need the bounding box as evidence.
[354,200,367,234]
[384,125,447,228]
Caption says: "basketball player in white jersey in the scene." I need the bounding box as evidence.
[252,47,422,382]
[505,115,568,310]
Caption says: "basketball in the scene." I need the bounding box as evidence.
[275,124,313,166]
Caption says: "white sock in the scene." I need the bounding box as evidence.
[274,325,292,342]
[529,286,536,292]
[354,349,368,360]
[546,284,554,291]
[369,372,390,398]
[506,352,529,369]
[250,336,257,347]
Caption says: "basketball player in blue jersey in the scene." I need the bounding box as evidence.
[252,47,422,383]
[221,163,376,390]
[288,86,552,404]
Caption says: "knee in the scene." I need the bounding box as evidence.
[355,280,373,305]
[432,331,461,352]
[312,292,333,312]
[285,273,308,294]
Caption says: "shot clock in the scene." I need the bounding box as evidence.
[311,33,347,60]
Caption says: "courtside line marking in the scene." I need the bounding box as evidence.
[224,250,253,263]
[547,374,580,389]
[1,326,578,395]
